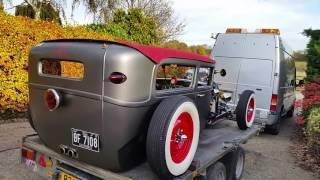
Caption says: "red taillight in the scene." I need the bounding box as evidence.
[270,94,278,112]
[23,64,29,71]
[44,89,60,111]
[109,72,127,84]
[22,148,34,160]
[38,155,46,168]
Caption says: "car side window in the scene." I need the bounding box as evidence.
[156,64,195,90]
[198,67,212,87]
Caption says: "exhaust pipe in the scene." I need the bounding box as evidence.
[59,145,77,158]
[67,149,78,158]
[59,145,67,154]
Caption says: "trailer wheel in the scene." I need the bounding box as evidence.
[236,90,256,130]
[207,162,227,180]
[232,147,245,180]
[146,96,200,178]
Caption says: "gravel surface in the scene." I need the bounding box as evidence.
[0,122,42,180]
[242,116,316,180]
[0,113,317,180]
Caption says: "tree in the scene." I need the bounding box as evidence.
[15,2,61,23]
[86,8,160,45]
[118,0,185,41]
[0,0,3,11]
[15,0,66,21]
[72,0,118,22]
[162,40,210,56]
[293,51,308,62]
[303,29,320,81]
[162,40,190,51]
[0,0,12,11]
[72,0,185,42]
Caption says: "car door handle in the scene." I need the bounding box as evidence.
[256,88,262,91]
[197,94,205,97]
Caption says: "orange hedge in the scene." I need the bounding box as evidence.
[0,12,113,112]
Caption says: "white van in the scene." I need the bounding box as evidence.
[211,28,296,135]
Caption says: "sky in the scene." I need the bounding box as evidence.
[5,0,320,51]
[171,0,320,51]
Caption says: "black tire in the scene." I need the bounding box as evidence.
[146,96,200,179]
[207,162,227,180]
[266,116,280,135]
[232,147,245,180]
[236,90,256,130]
[287,106,294,117]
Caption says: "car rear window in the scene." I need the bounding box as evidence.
[198,67,213,87]
[40,60,84,80]
[156,64,195,90]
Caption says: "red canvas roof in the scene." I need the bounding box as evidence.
[118,41,215,64]
[43,39,215,64]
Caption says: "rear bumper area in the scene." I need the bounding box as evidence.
[21,121,261,180]
[254,109,278,125]
[21,134,130,180]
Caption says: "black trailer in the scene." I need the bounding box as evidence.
[21,121,261,180]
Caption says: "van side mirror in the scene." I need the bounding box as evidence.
[290,80,295,87]
[214,69,227,77]
[296,80,304,87]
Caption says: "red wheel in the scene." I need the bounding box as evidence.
[246,96,255,124]
[146,96,200,178]
[170,112,194,163]
[236,90,256,130]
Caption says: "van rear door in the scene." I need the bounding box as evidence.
[213,57,241,106]
[236,59,273,111]
[212,33,276,113]
[213,57,273,112]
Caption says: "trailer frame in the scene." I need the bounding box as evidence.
[21,121,261,180]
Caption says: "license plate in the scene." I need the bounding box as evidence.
[71,128,99,152]
[25,159,37,172]
[60,172,78,180]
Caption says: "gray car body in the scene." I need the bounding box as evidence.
[28,40,214,171]
[211,33,296,126]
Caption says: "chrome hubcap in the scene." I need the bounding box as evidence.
[175,128,188,143]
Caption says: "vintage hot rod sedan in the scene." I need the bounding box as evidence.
[27,39,255,178]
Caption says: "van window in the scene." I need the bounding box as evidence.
[198,67,213,87]
[156,64,195,90]
[40,60,84,80]
[284,51,295,86]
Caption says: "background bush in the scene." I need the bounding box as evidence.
[0,12,113,113]
[306,106,320,154]
[0,10,210,116]
[303,29,320,81]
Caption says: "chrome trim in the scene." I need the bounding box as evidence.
[46,88,60,111]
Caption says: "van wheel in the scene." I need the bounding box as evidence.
[207,162,227,180]
[146,96,200,178]
[236,90,256,130]
[287,106,294,117]
[266,116,280,135]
